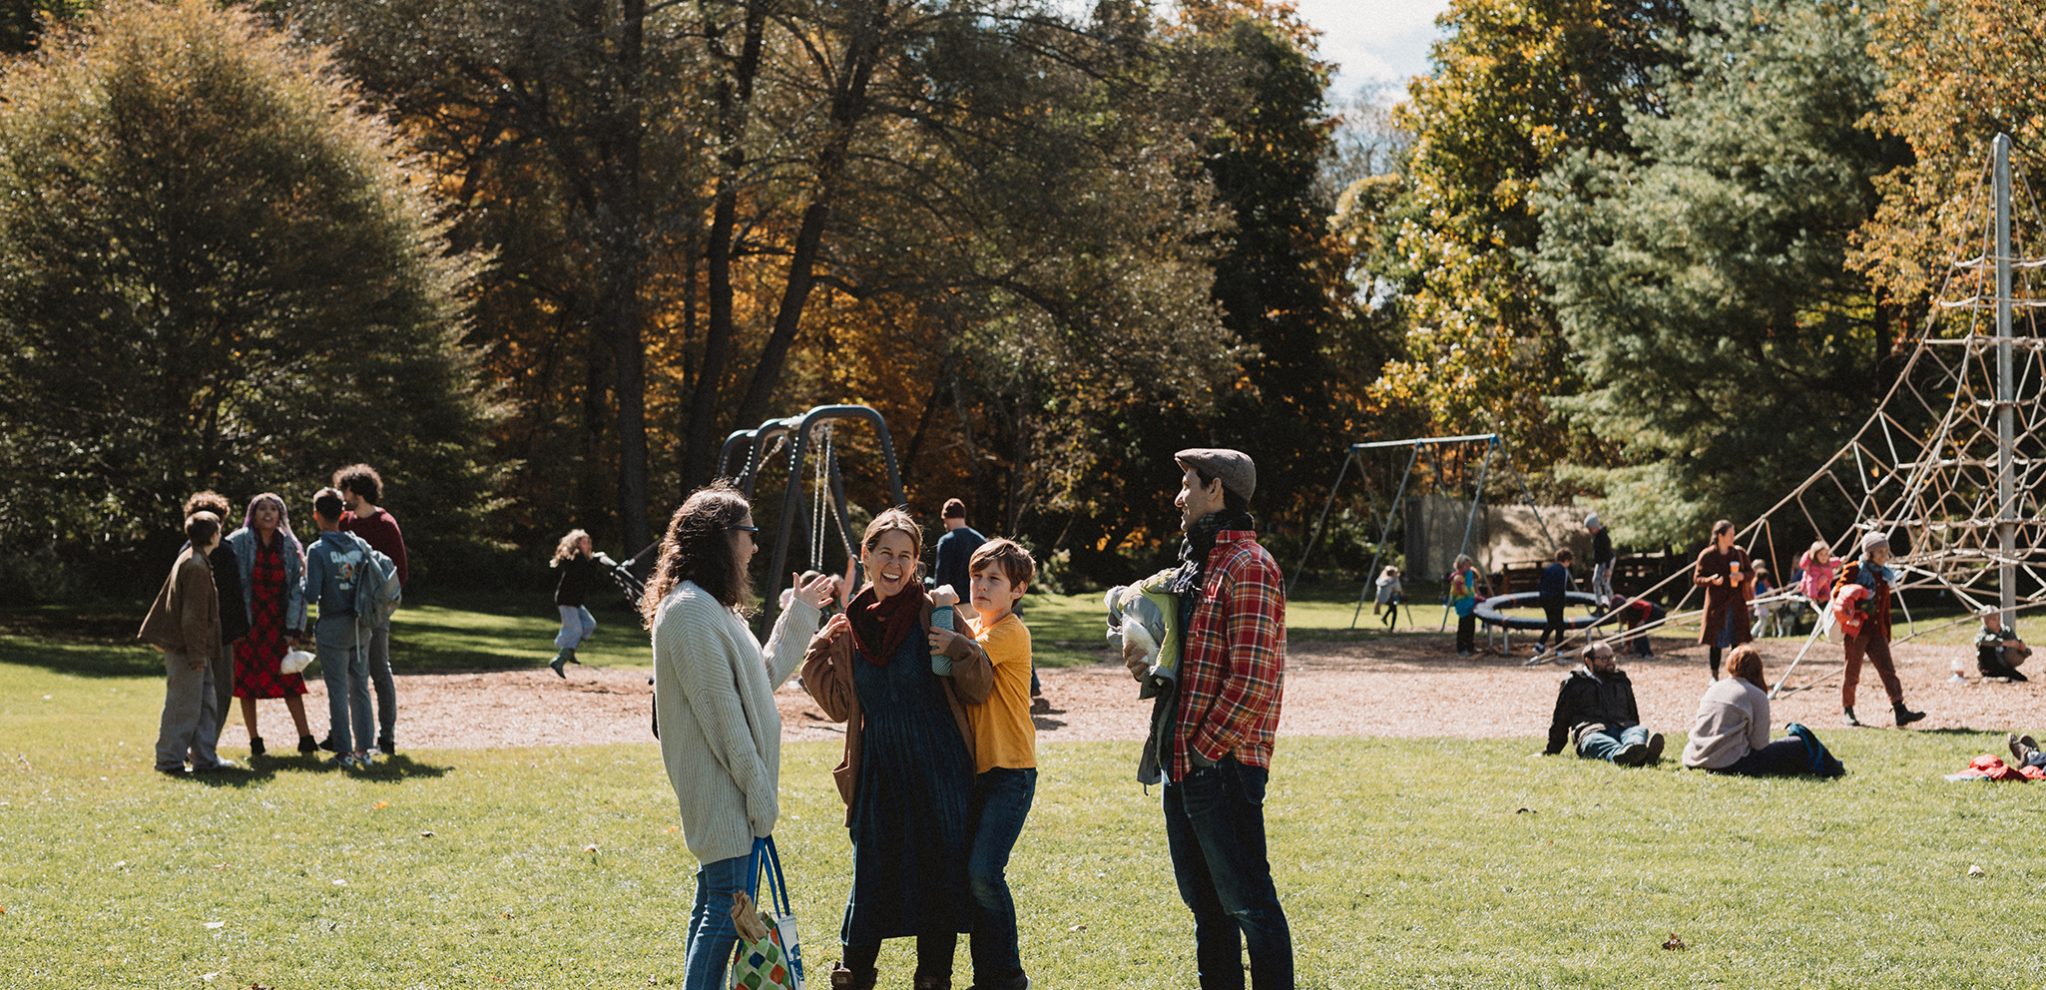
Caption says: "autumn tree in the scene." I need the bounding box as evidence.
[1857,0,2046,315]
[0,0,497,594]
[1374,0,1688,473]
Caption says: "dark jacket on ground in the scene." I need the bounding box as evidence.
[1545,666,1641,754]
[554,555,598,607]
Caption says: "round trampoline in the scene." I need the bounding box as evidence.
[1474,591,1606,630]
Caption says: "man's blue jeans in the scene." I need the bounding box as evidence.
[1162,756,1294,990]
[1576,724,1649,763]
[683,852,752,990]
[968,768,1036,987]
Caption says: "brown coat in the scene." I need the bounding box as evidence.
[137,546,221,663]
[1692,544,1754,647]
[800,602,993,826]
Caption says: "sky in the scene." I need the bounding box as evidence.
[1290,0,1451,104]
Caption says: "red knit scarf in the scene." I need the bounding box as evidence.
[848,584,926,666]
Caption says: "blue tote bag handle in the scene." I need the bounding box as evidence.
[745,836,795,925]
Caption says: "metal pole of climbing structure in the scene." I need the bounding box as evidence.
[1996,133,2018,628]
[1353,445,1420,629]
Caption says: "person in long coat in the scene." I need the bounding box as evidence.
[1692,519,1754,681]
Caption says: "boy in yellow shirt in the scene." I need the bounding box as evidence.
[961,538,1037,990]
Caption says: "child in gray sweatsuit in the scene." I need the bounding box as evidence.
[304,487,373,768]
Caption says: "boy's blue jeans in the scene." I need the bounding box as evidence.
[683,853,751,990]
[1576,724,1649,763]
[1163,756,1294,990]
[316,617,371,754]
[968,767,1036,986]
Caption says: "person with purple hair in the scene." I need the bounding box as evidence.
[225,492,317,756]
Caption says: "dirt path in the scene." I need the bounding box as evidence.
[218,636,2042,752]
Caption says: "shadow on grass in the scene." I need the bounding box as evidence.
[0,592,647,678]
[183,752,454,788]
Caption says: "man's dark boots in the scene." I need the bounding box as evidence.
[1893,701,1926,727]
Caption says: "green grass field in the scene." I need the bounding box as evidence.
[5,597,2042,987]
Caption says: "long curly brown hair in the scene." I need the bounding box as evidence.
[641,484,754,627]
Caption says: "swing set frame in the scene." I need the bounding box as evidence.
[718,404,907,629]
[1292,433,1562,630]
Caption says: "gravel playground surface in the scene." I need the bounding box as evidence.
[220,634,2045,752]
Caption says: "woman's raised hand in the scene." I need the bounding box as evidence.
[793,571,838,610]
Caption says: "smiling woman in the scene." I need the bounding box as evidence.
[800,509,997,989]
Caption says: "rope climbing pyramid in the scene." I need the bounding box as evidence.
[1614,135,2046,691]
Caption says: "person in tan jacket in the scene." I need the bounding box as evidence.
[802,509,992,990]
[137,511,233,775]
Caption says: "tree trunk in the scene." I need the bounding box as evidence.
[680,0,768,489]
[730,0,887,431]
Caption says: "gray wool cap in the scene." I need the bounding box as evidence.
[1175,448,1257,502]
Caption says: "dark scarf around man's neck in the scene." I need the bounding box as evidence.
[1169,509,1255,597]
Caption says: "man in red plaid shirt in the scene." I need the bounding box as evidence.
[1126,448,1292,989]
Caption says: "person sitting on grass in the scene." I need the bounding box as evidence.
[1681,645,1844,778]
[1528,549,1572,664]
[1975,605,2032,682]
[1542,641,1663,765]
[1373,564,1404,631]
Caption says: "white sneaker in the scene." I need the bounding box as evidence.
[1523,650,1550,667]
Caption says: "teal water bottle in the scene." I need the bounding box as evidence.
[930,604,955,676]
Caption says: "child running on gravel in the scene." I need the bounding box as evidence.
[548,528,617,678]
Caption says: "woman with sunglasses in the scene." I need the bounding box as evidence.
[646,483,839,990]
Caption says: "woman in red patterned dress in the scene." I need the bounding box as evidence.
[225,492,315,756]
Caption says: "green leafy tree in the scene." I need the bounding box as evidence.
[1532,0,1906,543]
[0,0,498,595]
[1377,0,1688,472]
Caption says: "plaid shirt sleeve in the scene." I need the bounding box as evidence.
[1187,544,1285,763]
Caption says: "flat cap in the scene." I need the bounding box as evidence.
[1175,448,1256,502]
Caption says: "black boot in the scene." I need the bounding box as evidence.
[298,734,319,754]
[1893,701,1926,727]
[549,653,568,678]
[248,736,266,758]
[1842,707,1860,727]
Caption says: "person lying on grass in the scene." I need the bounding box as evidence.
[1681,645,1844,778]
[1541,640,1663,766]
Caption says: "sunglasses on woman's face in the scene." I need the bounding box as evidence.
[729,524,760,533]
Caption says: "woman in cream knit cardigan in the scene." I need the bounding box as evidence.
[647,484,838,990]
